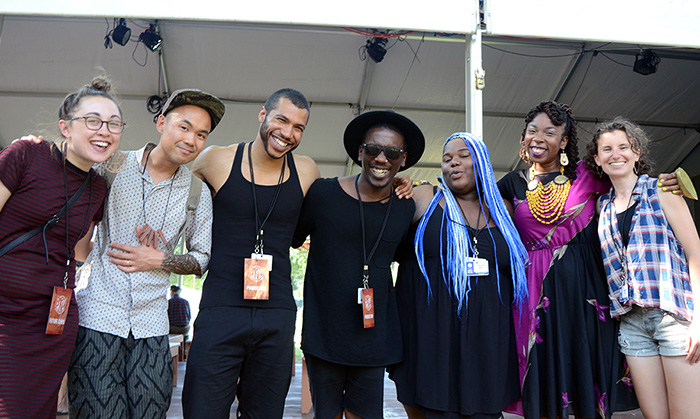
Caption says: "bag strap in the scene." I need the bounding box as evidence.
[166,174,202,250]
[0,172,91,258]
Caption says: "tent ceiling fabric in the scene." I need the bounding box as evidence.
[1,15,699,184]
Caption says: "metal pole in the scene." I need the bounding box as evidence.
[0,15,5,48]
[465,28,485,139]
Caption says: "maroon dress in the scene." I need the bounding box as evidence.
[0,141,107,418]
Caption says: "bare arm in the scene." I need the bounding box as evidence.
[294,154,321,196]
[0,181,11,213]
[192,144,236,196]
[658,189,700,363]
[106,243,203,276]
[412,184,435,224]
[503,198,515,219]
[74,222,96,262]
[162,253,202,275]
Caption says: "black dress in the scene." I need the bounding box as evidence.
[390,205,519,418]
[498,165,637,419]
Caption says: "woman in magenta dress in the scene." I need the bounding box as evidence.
[498,102,638,418]
[0,77,122,418]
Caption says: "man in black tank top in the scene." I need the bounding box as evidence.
[292,111,424,419]
[183,89,321,418]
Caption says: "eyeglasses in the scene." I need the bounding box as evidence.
[361,143,404,161]
[69,116,125,134]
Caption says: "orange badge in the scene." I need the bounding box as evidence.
[244,257,270,300]
[46,286,72,335]
[362,288,374,329]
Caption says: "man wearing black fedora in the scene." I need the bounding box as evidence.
[292,110,425,419]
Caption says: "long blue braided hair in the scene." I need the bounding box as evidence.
[414,132,528,314]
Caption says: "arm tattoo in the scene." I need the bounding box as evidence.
[162,253,202,275]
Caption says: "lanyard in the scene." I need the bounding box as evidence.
[607,183,637,287]
[59,143,92,288]
[456,203,490,258]
[248,142,286,254]
[354,175,393,288]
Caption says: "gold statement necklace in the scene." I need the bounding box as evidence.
[525,166,571,225]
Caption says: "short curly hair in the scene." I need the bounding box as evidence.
[519,101,579,181]
[583,117,654,181]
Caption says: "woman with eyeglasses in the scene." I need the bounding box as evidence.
[0,76,122,418]
[584,118,700,419]
[390,133,528,418]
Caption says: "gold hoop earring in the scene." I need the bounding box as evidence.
[559,150,569,166]
[633,161,639,175]
[596,165,602,178]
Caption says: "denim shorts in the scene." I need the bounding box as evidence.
[618,305,691,357]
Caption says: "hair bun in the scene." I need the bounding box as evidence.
[89,77,112,93]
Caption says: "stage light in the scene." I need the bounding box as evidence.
[633,50,660,75]
[366,38,388,63]
[112,18,131,46]
[139,25,162,52]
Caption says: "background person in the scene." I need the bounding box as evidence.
[0,77,121,418]
[168,285,192,340]
[585,118,700,419]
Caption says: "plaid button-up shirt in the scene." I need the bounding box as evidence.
[598,174,694,320]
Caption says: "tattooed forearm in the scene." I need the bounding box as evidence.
[162,254,202,275]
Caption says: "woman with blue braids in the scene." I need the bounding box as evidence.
[390,132,528,418]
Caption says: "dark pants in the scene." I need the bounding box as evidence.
[169,324,191,341]
[305,354,385,419]
[182,307,296,419]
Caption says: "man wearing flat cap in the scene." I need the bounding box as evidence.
[292,110,425,419]
[68,89,223,418]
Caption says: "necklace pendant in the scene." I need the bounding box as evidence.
[528,179,540,191]
[554,175,569,185]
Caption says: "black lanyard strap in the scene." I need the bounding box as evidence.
[248,142,286,254]
[354,175,393,288]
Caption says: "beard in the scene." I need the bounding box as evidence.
[259,118,297,159]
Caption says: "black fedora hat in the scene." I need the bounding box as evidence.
[343,110,425,171]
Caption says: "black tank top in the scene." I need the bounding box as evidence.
[200,143,303,310]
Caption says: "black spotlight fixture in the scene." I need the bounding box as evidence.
[139,25,162,52]
[112,18,131,46]
[366,37,388,63]
[633,50,660,75]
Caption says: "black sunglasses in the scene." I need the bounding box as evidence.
[361,143,404,161]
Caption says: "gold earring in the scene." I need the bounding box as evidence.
[559,150,569,166]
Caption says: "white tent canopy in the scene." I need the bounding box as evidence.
[1,0,699,182]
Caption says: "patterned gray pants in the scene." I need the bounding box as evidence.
[68,327,173,418]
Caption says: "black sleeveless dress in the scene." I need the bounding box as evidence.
[390,205,519,418]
